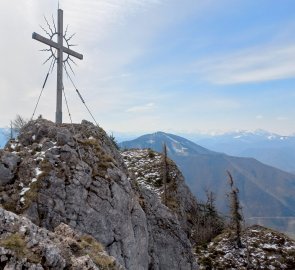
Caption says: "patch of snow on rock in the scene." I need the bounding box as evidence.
[20,187,30,196]
[122,149,164,197]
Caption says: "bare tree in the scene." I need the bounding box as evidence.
[2,116,25,141]
[227,170,242,248]
[12,115,28,133]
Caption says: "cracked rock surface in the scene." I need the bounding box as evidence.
[0,119,198,270]
[0,207,122,269]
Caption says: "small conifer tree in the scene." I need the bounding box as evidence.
[109,133,119,150]
[191,189,224,245]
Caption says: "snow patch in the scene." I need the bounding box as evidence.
[35,168,42,177]
[20,187,30,196]
[31,178,37,183]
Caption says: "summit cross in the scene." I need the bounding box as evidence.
[32,9,83,124]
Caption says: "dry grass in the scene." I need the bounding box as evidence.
[77,235,116,269]
[0,233,41,263]
[81,138,115,177]
[2,200,17,212]
[39,159,53,174]
[21,180,42,210]
[79,235,104,252]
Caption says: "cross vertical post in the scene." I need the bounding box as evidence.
[56,9,63,124]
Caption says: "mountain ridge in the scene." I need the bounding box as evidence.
[192,130,295,173]
[120,131,295,236]
[0,121,294,269]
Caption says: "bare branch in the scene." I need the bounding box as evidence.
[39,48,51,52]
[44,16,54,35]
[39,24,51,37]
[12,115,28,133]
[64,25,69,38]
[43,54,53,65]
[52,14,57,33]
[68,56,77,66]
[66,32,76,42]
[51,59,57,73]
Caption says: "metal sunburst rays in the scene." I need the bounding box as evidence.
[39,14,78,75]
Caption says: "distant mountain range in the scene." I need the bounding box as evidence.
[116,129,295,173]
[120,131,295,236]
[193,130,295,174]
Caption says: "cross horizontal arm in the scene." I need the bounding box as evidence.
[32,32,58,49]
[63,46,83,60]
[32,32,83,60]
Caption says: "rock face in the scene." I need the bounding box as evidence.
[0,151,20,185]
[0,207,122,269]
[122,149,199,268]
[0,119,198,270]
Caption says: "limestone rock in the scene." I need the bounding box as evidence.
[0,163,14,186]
[1,119,199,269]
[122,149,198,269]
[0,207,122,269]
[0,151,20,186]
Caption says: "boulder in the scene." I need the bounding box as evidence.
[0,152,20,186]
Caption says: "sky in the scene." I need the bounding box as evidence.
[0,0,295,135]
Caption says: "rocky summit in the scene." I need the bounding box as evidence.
[1,118,294,270]
[0,119,199,270]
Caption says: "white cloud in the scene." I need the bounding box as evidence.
[256,115,263,120]
[126,102,155,113]
[276,116,288,121]
[0,0,165,125]
[1,0,294,135]
[194,44,295,84]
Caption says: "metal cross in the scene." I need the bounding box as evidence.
[32,9,83,124]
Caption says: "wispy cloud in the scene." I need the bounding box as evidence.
[194,43,295,84]
[256,115,264,120]
[60,0,163,44]
[1,0,295,135]
[276,116,288,121]
[126,102,156,113]
[189,97,241,112]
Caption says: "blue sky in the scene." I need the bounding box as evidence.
[0,0,295,135]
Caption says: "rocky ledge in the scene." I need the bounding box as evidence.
[195,225,295,270]
[0,207,121,269]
